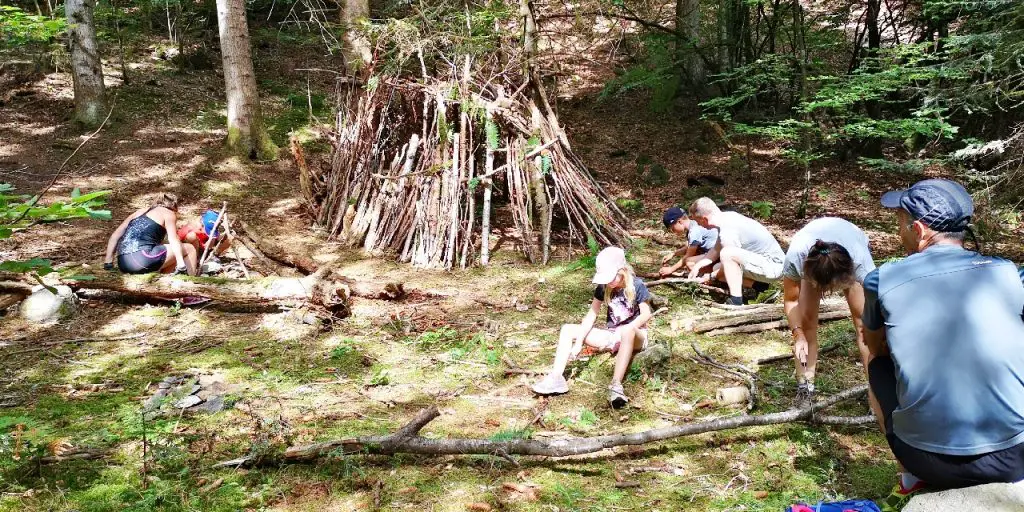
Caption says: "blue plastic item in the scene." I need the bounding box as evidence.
[786,499,881,512]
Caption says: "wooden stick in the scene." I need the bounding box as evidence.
[644,277,729,296]
[757,343,843,365]
[220,213,249,278]
[705,310,850,336]
[693,303,849,333]
[198,202,227,268]
[214,385,869,466]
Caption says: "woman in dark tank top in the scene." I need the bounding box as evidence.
[103,193,197,275]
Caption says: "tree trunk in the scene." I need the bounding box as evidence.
[215,0,278,160]
[65,0,107,127]
[340,0,371,74]
[861,0,883,158]
[676,0,704,91]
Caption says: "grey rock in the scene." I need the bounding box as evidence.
[143,389,169,411]
[173,395,203,409]
[193,395,227,413]
[904,481,1024,512]
[20,285,77,324]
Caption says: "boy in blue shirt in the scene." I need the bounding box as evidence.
[863,179,1024,510]
[659,207,718,277]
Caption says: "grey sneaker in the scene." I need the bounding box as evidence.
[608,383,629,409]
[531,373,569,395]
[795,382,815,410]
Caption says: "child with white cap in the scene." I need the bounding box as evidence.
[531,247,653,408]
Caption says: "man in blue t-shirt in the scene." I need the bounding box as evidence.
[863,179,1024,508]
[659,207,719,277]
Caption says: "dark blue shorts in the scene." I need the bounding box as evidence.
[117,246,167,274]
[868,355,1024,489]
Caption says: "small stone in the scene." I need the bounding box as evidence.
[173,395,203,409]
[143,389,169,411]
[20,285,77,324]
[193,395,226,413]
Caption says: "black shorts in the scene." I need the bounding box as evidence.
[868,355,1024,489]
[117,247,167,274]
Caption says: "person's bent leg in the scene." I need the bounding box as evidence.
[609,325,637,386]
[548,324,580,377]
[183,243,198,274]
[717,246,745,297]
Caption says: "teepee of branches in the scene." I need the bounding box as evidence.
[299,0,629,268]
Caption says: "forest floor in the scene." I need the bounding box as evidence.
[1,28,1019,512]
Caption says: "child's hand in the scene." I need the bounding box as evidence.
[658,265,675,277]
[660,252,674,264]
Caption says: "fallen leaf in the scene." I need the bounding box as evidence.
[485,418,501,427]
[753,491,769,499]
[613,471,624,483]
[397,486,418,494]
[465,503,492,511]
[696,399,716,409]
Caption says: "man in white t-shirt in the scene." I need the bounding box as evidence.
[687,197,785,305]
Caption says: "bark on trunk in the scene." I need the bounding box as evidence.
[66,0,107,127]
[676,0,704,91]
[339,0,371,73]
[215,0,278,160]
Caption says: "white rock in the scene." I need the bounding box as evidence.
[20,285,77,324]
[904,481,1024,512]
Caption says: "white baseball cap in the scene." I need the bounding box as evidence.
[592,247,627,284]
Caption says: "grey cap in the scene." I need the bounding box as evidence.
[880,179,974,232]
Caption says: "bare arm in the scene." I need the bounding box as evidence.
[863,325,888,357]
[104,207,146,264]
[798,280,821,350]
[688,240,721,279]
[161,211,192,275]
[782,277,802,332]
[846,283,867,355]
[628,301,653,330]
[569,299,602,357]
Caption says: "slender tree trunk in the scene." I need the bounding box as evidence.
[676,0,704,91]
[339,0,371,74]
[66,0,108,127]
[862,0,883,158]
[215,0,278,160]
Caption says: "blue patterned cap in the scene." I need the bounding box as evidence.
[880,179,973,232]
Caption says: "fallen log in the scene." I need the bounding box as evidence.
[757,343,842,365]
[0,272,351,317]
[215,385,870,467]
[644,277,729,297]
[704,310,850,336]
[693,303,850,333]
[236,220,320,275]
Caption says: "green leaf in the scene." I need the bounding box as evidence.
[86,209,112,220]
[66,274,97,281]
[0,258,53,274]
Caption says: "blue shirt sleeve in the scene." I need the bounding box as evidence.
[862,268,884,331]
[634,278,652,304]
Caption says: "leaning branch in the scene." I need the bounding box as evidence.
[215,386,870,467]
